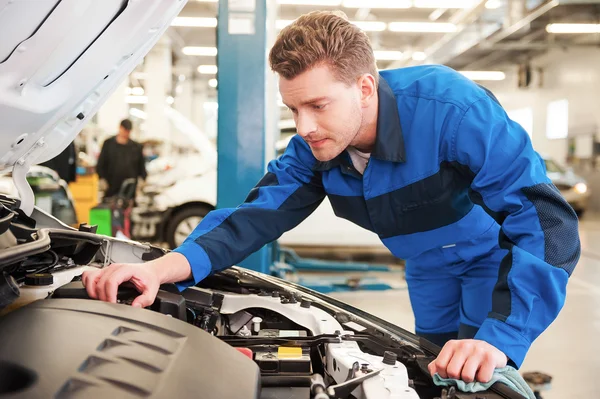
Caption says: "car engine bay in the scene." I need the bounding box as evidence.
[0,196,519,399]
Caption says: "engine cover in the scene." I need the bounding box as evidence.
[0,299,261,399]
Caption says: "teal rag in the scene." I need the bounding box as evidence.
[432,366,536,399]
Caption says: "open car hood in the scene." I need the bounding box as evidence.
[0,0,187,215]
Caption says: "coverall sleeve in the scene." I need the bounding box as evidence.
[172,136,325,290]
[451,94,580,368]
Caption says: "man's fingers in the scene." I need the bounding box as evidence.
[476,354,497,383]
[446,346,469,380]
[82,269,102,299]
[96,265,122,302]
[431,341,456,379]
[131,292,155,308]
[104,267,139,304]
[460,354,481,383]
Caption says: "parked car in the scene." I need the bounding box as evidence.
[0,2,529,398]
[542,156,590,216]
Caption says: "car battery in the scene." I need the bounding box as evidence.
[254,346,311,374]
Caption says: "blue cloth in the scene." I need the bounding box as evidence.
[433,366,536,399]
[173,64,580,368]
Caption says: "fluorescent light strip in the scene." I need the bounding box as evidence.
[459,71,505,81]
[342,0,411,8]
[128,108,147,120]
[198,65,218,74]
[485,0,502,9]
[546,23,600,34]
[374,50,403,60]
[413,0,478,8]
[182,46,218,56]
[171,17,217,27]
[277,0,341,5]
[208,79,218,88]
[388,22,456,32]
[125,95,148,104]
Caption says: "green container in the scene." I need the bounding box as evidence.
[89,207,112,237]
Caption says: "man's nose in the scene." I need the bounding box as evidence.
[295,112,317,138]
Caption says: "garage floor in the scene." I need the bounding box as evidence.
[320,214,600,399]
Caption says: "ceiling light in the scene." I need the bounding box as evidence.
[128,108,147,120]
[277,0,342,5]
[125,87,145,96]
[171,17,217,27]
[428,8,447,21]
[413,0,477,8]
[485,0,502,9]
[352,21,387,31]
[182,46,218,56]
[374,50,403,60]
[198,65,218,74]
[208,79,218,88]
[459,71,505,81]
[412,51,427,61]
[546,23,600,34]
[342,0,411,8]
[125,95,148,104]
[166,96,175,105]
[388,22,457,33]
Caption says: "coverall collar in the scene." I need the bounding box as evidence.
[312,76,406,173]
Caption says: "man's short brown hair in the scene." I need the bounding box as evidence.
[269,11,378,86]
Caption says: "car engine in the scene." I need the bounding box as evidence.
[0,196,515,399]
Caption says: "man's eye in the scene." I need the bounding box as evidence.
[313,104,325,110]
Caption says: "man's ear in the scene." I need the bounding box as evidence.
[357,74,377,107]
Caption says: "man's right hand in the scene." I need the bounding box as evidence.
[82,252,193,308]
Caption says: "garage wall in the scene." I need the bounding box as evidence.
[483,47,600,164]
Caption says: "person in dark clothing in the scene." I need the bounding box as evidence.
[96,119,147,199]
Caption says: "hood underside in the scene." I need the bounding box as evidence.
[0,0,187,215]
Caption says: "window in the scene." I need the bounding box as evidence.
[546,99,569,139]
[507,107,533,137]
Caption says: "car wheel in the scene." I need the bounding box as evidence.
[166,206,211,249]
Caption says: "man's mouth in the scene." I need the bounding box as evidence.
[307,138,329,148]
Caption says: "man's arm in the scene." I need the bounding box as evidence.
[172,136,326,289]
[452,94,579,367]
[138,143,147,180]
[96,139,109,180]
[83,135,326,304]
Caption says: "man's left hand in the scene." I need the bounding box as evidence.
[428,339,507,383]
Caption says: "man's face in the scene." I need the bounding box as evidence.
[279,65,363,161]
[118,126,131,139]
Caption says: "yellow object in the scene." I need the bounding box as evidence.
[68,174,99,225]
[278,347,302,359]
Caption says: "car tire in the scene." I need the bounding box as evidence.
[166,205,212,250]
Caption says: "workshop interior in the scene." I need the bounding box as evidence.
[0,0,599,398]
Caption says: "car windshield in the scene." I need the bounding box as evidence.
[544,159,565,173]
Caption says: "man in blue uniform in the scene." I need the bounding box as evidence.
[83,11,580,383]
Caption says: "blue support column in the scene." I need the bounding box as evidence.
[216,0,271,274]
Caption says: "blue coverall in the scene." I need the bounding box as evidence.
[174,65,580,368]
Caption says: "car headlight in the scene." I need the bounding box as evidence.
[574,182,588,194]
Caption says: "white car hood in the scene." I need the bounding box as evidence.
[0,0,187,215]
